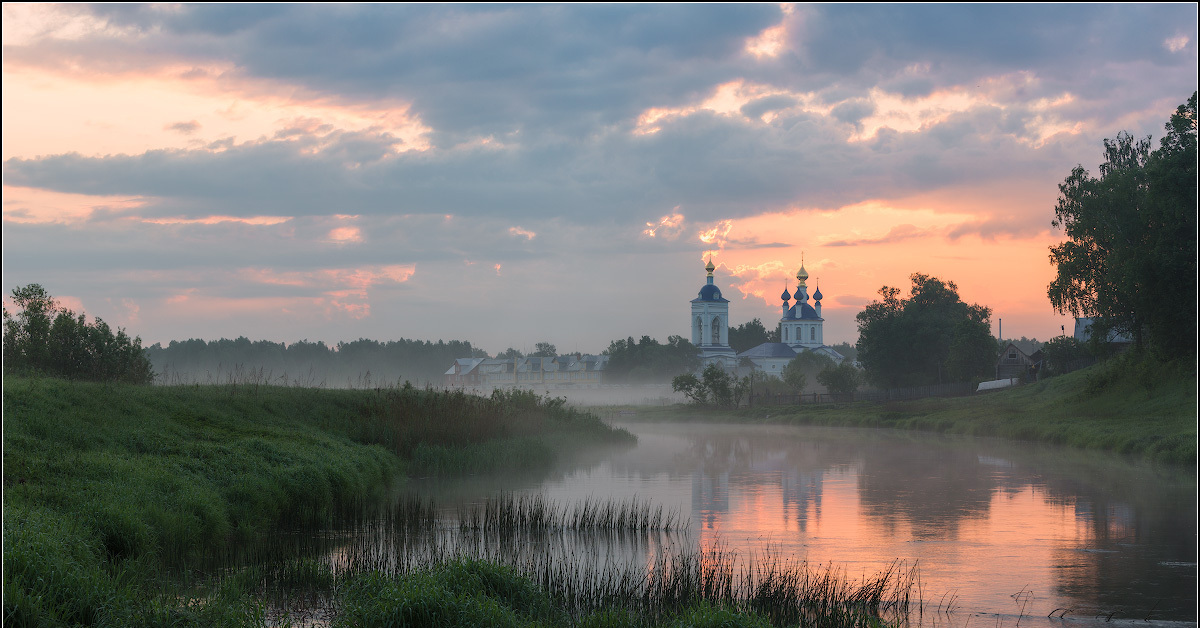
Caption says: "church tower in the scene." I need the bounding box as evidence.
[690,258,736,363]
[779,255,825,349]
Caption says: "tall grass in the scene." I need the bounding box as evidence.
[2,376,633,625]
[183,492,916,628]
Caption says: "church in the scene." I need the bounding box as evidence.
[690,257,844,374]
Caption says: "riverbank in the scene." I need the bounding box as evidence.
[3,377,636,626]
[608,356,1197,465]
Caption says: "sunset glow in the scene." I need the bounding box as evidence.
[3,4,1195,352]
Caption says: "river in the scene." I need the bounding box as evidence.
[408,422,1196,626]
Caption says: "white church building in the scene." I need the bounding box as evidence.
[691,257,844,373]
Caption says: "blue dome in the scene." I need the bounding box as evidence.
[780,287,791,301]
[813,286,823,300]
[697,284,723,301]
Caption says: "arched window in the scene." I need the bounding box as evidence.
[712,317,721,344]
[811,327,816,341]
[696,316,703,344]
[783,327,788,341]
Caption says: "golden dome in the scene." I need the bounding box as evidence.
[705,258,715,276]
[795,254,808,284]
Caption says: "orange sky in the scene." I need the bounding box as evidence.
[3,4,1193,351]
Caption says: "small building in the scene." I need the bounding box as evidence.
[995,342,1034,380]
[444,357,485,386]
[1073,317,1134,345]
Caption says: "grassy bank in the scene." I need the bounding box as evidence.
[2,378,633,626]
[618,355,1197,465]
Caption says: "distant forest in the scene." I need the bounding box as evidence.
[146,337,483,387]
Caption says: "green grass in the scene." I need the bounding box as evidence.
[615,355,1197,465]
[2,377,633,626]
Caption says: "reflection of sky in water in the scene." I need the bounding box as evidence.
[522,423,1197,623]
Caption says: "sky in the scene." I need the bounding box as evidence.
[3,4,1197,356]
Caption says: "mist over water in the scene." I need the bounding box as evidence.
[408,422,1197,626]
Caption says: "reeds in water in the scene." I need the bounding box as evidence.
[457,493,684,533]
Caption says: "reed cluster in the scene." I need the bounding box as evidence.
[196,493,915,627]
[458,493,684,533]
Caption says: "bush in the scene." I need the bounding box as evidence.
[3,284,153,384]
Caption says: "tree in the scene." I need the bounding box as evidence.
[701,364,735,408]
[1040,336,1092,377]
[604,335,700,383]
[816,363,861,398]
[671,364,739,408]
[828,342,858,364]
[3,284,154,384]
[944,319,998,382]
[780,360,807,393]
[1048,93,1197,360]
[498,347,524,359]
[530,342,557,357]
[855,274,993,388]
[728,318,771,353]
[671,372,708,405]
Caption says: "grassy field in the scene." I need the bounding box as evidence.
[616,355,1197,465]
[2,378,634,626]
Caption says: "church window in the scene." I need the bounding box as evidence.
[783,327,788,341]
[712,317,721,344]
[811,327,816,341]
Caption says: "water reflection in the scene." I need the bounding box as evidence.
[518,423,1196,623]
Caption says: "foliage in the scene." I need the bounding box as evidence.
[671,364,738,408]
[2,284,154,384]
[997,337,1044,355]
[1040,336,1092,377]
[780,360,807,393]
[727,318,778,353]
[782,351,837,394]
[828,342,858,363]
[604,335,700,383]
[855,274,994,388]
[745,360,1195,465]
[945,319,997,382]
[1048,92,1197,360]
[498,347,525,360]
[149,336,484,387]
[816,363,861,397]
[530,342,558,357]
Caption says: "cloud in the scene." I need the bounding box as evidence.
[165,120,201,135]
[642,210,685,239]
[508,227,536,240]
[821,224,936,247]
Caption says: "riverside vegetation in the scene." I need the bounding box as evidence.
[631,353,1196,466]
[4,377,920,627]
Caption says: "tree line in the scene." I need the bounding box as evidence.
[3,284,154,384]
[148,336,483,386]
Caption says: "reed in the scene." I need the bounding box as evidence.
[456,493,683,534]
[212,494,915,627]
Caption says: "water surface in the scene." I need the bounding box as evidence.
[414,422,1196,625]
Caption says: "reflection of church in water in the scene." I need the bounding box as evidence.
[690,257,845,371]
[689,439,827,534]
